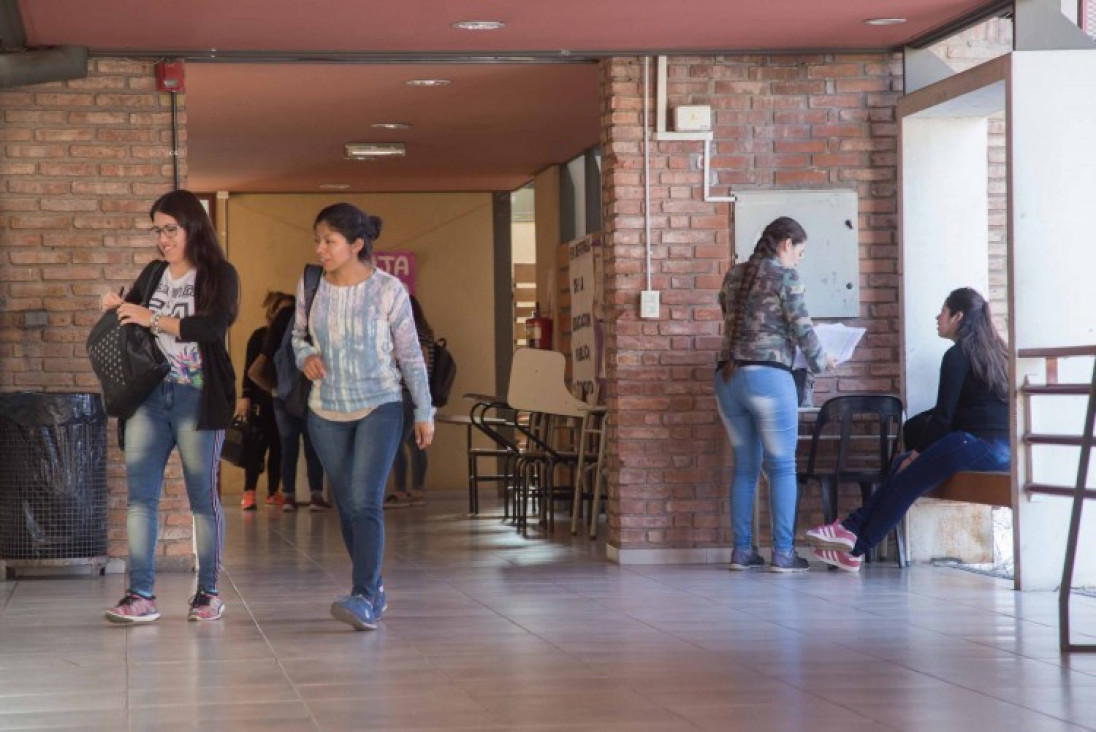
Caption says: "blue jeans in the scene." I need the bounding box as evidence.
[308,401,404,600]
[714,366,800,553]
[843,431,1011,556]
[124,381,225,596]
[272,397,324,501]
[392,390,428,492]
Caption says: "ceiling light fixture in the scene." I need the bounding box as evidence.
[452,20,505,31]
[345,142,406,160]
[864,17,907,25]
[405,78,451,88]
[370,122,413,130]
[319,183,350,190]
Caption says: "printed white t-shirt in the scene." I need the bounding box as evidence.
[148,267,203,388]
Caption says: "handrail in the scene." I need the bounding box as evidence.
[1018,347,1096,653]
[1018,346,1096,358]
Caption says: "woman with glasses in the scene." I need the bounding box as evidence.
[100,189,239,623]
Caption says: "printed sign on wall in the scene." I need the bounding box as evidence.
[568,233,603,403]
[374,251,416,294]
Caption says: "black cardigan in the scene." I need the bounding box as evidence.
[125,259,239,430]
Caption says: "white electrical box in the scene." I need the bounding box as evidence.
[673,105,712,132]
[640,290,660,319]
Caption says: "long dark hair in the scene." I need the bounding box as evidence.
[314,202,383,262]
[150,189,236,322]
[945,287,1009,400]
[723,216,807,380]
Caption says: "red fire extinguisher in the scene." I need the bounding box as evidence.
[524,301,553,350]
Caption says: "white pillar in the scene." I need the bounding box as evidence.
[1008,50,1096,590]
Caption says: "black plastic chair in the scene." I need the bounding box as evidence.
[798,394,905,566]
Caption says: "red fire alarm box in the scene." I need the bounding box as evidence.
[155,61,185,93]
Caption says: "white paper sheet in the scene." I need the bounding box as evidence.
[793,322,866,369]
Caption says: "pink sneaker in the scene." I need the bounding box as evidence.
[187,590,225,621]
[104,592,160,624]
[805,519,858,551]
[811,547,863,572]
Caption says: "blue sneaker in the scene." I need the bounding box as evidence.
[729,547,765,571]
[330,594,376,631]
[373,585,387,620]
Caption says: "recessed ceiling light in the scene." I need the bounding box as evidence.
[319,183,350,190]
[452,20,505,31]
[405,78,451,88]
[370,122,413,130]
[864,17,907,25]
[345,142,406,160]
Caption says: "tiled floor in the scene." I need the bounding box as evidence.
[2,491,1096,731]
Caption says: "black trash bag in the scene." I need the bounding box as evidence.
[0,393,107,560]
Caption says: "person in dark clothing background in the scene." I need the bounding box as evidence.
[237,291,290,511]
[385,294,434,508]
[806,286,1011,572]
[250,292,328,512]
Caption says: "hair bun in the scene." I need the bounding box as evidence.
[367,215,383,241]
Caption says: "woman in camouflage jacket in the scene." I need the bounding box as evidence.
[715,216,830,573]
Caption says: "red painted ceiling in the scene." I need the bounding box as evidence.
[17,0,997,192]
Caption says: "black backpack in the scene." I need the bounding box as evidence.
[429,338,457,408]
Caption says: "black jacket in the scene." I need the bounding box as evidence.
[125,258,239,430]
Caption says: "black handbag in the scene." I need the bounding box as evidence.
[86,309,169,419]
[221,416,257,468]
[902,409,935,452]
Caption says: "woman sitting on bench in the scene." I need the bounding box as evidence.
[806,287,1010,571]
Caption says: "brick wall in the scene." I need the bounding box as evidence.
[600,54,905,552]
[0,58,191,566]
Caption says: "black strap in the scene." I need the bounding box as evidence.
[299,264,323,344]
[139,260,169,308]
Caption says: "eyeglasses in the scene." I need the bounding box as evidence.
[150,224,181,238]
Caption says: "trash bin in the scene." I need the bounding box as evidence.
[0,392,107,561]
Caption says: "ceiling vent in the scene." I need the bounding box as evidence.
[344,142,406,160]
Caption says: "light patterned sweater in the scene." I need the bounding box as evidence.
[292,267,434,423]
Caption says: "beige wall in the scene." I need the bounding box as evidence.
[222,192,496,495]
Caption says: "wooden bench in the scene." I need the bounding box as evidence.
[924,471,1011,507]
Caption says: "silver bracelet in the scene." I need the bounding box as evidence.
[150,312,161,335]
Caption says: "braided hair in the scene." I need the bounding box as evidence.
[945,287,1009,400]
[721,216,808,381]
[313,202,384,262]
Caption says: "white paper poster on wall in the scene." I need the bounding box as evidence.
[568,234,602,402]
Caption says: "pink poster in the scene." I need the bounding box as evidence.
[373,251,415,294]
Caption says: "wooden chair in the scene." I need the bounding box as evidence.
[570,406,609,538]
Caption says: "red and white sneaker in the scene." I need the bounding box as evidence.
[104,591,160,624]
[187,590,225,621]
[265,492,286,508]
[240,490,257,511]
[810,547,863,572]
[805,519,858,551]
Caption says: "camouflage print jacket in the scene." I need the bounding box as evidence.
[718,257,826,373]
